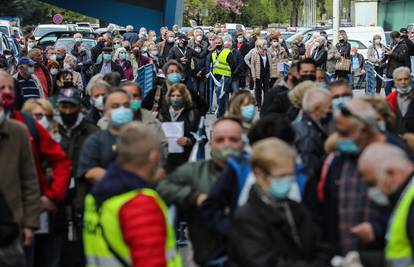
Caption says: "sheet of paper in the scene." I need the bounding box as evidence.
[35,212,49,234]
[277,62,285,72]
[162,122,184,153]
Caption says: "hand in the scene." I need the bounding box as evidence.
[22,228,34,247]
[177,137,191,146]
[150,168,166,184]
[40,196,56,211]
[196,193,208,206]
[85,167,106,184]
[196,71,202,77]
[350,222,375,244]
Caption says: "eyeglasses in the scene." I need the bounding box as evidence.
[33,113,45,120]
[332,93,352,99]
[339,106,368,125]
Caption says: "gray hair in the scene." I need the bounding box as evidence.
[359,142,411,181]
[393,66,411,80]
[64,54,77,67]
[126,25,134,31]
[316,36,326,46]
[335,99,380,132]
[55,45,67,52]
[86,74,105,95]
[117,123,161,166]
[302,88,331,112]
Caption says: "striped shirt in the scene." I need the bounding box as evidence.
[14,73,43,102]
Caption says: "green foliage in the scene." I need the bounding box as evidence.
[183,0,216,26]
[40,3,92,24]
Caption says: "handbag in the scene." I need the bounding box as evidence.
[335,57,351,71]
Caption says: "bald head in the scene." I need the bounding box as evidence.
[211,118,243,152]
[359,142,413,195]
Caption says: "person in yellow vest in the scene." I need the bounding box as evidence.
[359,142,414,267]
[83,123,182,267]
[208,36,235,118]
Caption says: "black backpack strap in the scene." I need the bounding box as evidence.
[21,112,40,147]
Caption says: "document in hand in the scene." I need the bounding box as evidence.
[162,122,184,153]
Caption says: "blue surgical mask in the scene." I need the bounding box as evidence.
[131,99,141,111]
[111,107,133,128]
[74,38,82,43]
[114,44,121,50]
[397,86,412,95]
[119,52,127,60]
[368,187,389,206]
[269,176,294,200]
[167,73,182,84]
[170,97,184,109]
[241,104,256,122]
[336,139,359,155]
[27,66,35,75]
[378,121,386,131]
[103,54,112,62]
[332,96,351,110]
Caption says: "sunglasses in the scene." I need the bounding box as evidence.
[339,106,368,125]
[33,113,45,120]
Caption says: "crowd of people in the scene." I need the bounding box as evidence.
[0,22,414,267]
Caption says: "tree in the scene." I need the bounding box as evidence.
[216,0,244,14]
[183,0,216,26]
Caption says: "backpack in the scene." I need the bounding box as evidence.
[21,112,40,147]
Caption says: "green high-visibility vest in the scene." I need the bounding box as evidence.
[212,49,232,77]
[385,180,414,267]
[83,188,182,267]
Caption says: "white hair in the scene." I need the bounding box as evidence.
[335,99,380,131]
[126,25,134,31]
[302,88,331,112]
[393,66,411,80]
[359,143,411,181]
[56,45,67,52]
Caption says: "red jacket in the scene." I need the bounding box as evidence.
[11,111,71,202]
[120,194,167,267]
[386,90,398,113]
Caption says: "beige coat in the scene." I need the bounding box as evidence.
[268,46,288,78]
[0,119,40,229]
[245,48,271,80]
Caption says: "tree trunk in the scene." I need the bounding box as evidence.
[290,0,299,26]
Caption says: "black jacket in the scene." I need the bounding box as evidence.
[293,113,327,181]
[189,40,209,75]
[167,45,199,76]
[262,90,299,121]
[261,83,289,117]
[400,36,414,57]
[229,186,330,267]
[92,61,125,79]
[157,106,200,173]
[336,41,351,59]
[311,47,328,70]
[386,41,411,78]
[85,106,103,126]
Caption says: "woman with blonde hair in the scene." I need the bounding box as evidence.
[227,90,257,130]
[22,98,58,137]
[246,39,271,109]
[157,83,200,172]
[360,95,396,132]
[367,34,386,94]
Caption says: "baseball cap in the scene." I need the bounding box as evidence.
[57,88,82,105]
[400,28,408,34]
[177,33,189,40]
[102,46,113,53]
[17,57,35,66]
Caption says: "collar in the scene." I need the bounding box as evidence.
[389,173,414,209]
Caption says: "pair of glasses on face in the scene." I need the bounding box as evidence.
[339,106,368,125]
[33,113,46,120]
[332,93,352,99]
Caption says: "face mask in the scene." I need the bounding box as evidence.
[131,99,142,111]
[241,104,256,122]
[339,39,345,43]
[167,73,182,84]
[63,81,74,88]
[111,107,133,128]
[27,66,35,75]
[142,47,148,52]
[368,187,389,206]
[181,40,188,46]
[103,54,112,62]
[119,53,127,60]
[299,74,316,82]
[150,51,159,56]
[194,47,201,53]
[316,81,328,89]
[216,45,223,51]
[237,37,244,43]
[56,54,63,61]
[63,63,71,70]
[60,112,79,126]
[93,95,105,111]
[374,39,381,45]
[195,36,203,42]
[50,68,58,75]
[114,44,121,50]
[313,42,320,47]
[170,97,184,109]
[211,145,242,167]
[0,91,15,111]
[38,116,50,130]
[336,139,359,155]
[75,38,82,43]
[27,43,35,50]
[268,176,294,200]
[49,54,57,61]
[350,52,356,56]
[168,37,175,43]
[272,41,279,47]
[332,96,351,110]
[397,86,412,95]
[378,121,386,131]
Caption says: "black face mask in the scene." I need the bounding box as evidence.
[60,112,79,127]
[216,45,223,51]
[62,81,74,88]
[339,39,345,43]
[180,40,188,47]
[299,74,316,83]
[291,76,299,87]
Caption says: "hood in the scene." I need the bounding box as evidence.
[92,162,150,206]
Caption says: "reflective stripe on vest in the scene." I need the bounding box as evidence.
[386,179,414,267]
[212,49,232,77]
[83,188,182,267]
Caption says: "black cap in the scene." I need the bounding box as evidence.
[102,46,113,53]
[57,88,82,105]
[400,28,408,34]
[177,33,189,40]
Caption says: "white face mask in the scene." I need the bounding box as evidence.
[168,37,175,43]
[49,54,57,61]
[63,63,71,70]
[195,35,202,42]
[93,95,105,111]
[50,68,58,75]
[313,42,320,47]
[38,116,50,130]
[374,39,381,45]
[237,37,244,43]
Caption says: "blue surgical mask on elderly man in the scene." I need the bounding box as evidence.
[268,176,294,200]
[111,107,133,128]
